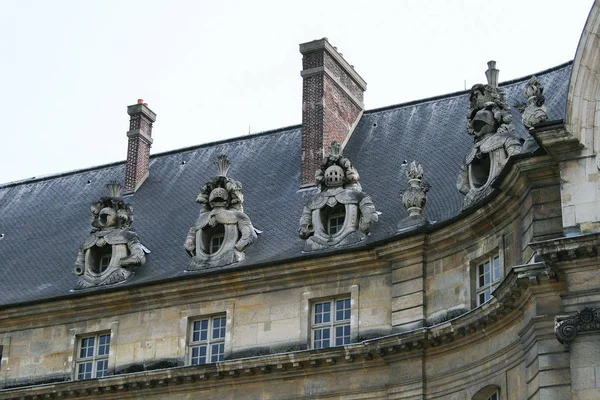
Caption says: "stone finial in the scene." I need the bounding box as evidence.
[184,155,257,270]
[398,162,429,231]
[74,181,147,289]
[554,307,600,352]
[516,76,550,129]
[106,181,122,198]
[214,154,231,177]
[299,142,378,251]
[485,60,499,88]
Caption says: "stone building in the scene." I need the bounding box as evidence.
[1,2,600,399]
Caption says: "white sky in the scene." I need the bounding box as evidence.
[0,0,594,184]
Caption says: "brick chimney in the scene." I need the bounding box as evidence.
[124,99,157,194]
[299,38,367,186]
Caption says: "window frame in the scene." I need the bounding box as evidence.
[326,205,346,236]
[75,332,111,380]
[188,314,227,365]
[311,297,352,349]
[475,254,502,306]
[301,285,358,350]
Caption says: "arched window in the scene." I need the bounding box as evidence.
[472,385,500,400]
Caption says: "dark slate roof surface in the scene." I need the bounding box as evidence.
[0,63,572,306]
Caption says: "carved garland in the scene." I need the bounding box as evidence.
[554,307,600,352]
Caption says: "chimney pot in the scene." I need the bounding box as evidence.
[143,103,148,107]
[137,99,144,104]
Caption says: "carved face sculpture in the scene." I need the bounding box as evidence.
[98,207,118,229]
[472,109,496,137]
[209,187,229,209]
[324,165,345,188]
[470,85,493,110]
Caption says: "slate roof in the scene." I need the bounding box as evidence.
[0,62,572,306]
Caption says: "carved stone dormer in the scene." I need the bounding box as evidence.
[398,161,430,231]
[184,155,257,270]
[74,181,147,289]
[457,61,524,209]
[516,75,550,129]
[299,142,378,251]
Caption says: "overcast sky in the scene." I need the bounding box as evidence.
[0,0,595,184]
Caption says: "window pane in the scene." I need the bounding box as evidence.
[478,292,486,305]
[191,345,207,365]
[96,359,108,378]
[211,343,224,362]
[493,256,501,281]
[335,324,351,346]
[335,299,351,321]
[78,362,93,380]
[322,302,331,323]
[98,334,110,356]
[80,337,95,358]
[314,328,330,349]
[213,317,226,339]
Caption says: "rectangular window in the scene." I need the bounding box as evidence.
[312,298,351,349]
[327,207,345,235]
[476,255,501,305]
[76,333,110,380]
[189,315,226,365]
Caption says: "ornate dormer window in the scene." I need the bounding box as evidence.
[457,61,524,209]
[74,181,147,289]
[299,142,378,251]
[184,155,258,270]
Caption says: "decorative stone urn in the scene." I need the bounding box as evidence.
[456,61,524,209]
[184,155,257,270]
[398,161,429,231]
[74,181,147,289]
[299,142,378,251]
[516,75,550,129]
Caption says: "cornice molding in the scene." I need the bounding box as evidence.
[0,263,551,399]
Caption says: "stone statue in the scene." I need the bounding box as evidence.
[397,161,430,231]
[516,75,550,129]
[299,142,378,251]
[74,181,147,289]
[184,155,257,270]
[457,61,524,209]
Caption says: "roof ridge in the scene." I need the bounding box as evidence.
[364,60,574,115]
[0,124,302,189]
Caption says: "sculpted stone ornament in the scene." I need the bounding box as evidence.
[184,155,257,270]
[515,75,550,129]
[457,61,524,209]
[74,181,147,289]
[554,307,600,352]
[398,161,430,231]
[299,142,378,251]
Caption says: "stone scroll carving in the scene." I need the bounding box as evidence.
[457,61,524,209]
[398,161,430,231]
[516,75,550,129]
[554,307,600,352]
[299,142,378,251]
[74,181,147,289]
[184,155,257,270]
